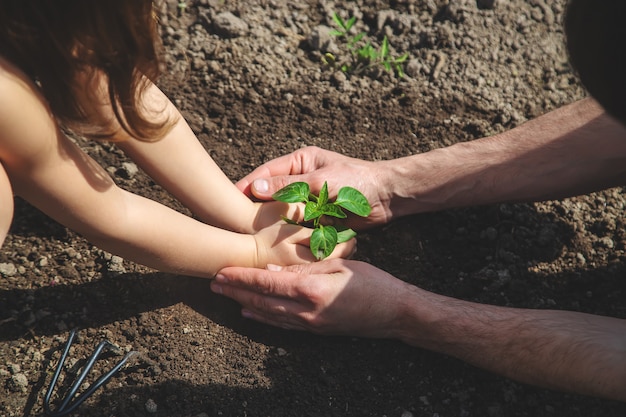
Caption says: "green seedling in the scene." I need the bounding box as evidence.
[273,181,372,260]
[325,12,409,77]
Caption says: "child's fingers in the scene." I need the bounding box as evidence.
[326,239,357,260]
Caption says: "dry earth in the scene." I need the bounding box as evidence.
[1,0,625,416]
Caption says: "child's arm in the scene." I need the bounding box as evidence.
[0,62,352,277]
[116,83,291,233]
[0,161,13,246]
[78,72,296,234]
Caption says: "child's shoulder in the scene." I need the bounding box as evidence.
[0,56,58,161]
[0,56,43,110]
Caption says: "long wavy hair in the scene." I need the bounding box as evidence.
[0,0,174,141]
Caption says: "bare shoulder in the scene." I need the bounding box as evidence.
[0,57,59,164]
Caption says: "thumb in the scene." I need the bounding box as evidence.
[250,177,303,200]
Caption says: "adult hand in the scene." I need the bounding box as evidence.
[212,259,414,338]
[236,146,394,230]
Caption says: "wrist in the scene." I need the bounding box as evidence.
[391,285,447,348]
[379,148,461,217]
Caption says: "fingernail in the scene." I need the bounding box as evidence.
[241,309,253,319]
[210,282,222,294]
[266,264,283,271]
[253,179,269,193]
[215,274,229,283]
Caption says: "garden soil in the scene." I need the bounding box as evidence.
[1,1,625,416]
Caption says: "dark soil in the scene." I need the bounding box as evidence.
[2,1,625,416]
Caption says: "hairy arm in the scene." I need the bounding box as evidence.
[384,98,626,217]
[398,288,626,401]
[215,260,626,401]
[236,98,626,228]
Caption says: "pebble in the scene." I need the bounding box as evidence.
[212,12,249,38]
[0,262,17,277]
[8,373,29,392]
[145,398,158,414]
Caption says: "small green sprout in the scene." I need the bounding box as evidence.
[326,12,409,77]
[272,181,372,260]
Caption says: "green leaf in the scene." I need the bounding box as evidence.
[344,16,357,31]
[332,12,346,31]
[304,201,323,222]
[335,186,372,217]
[329,29,344,37]
[318,181,329,207]
[319,203,347,219]
[396,63,405,77]
[310,225,338,260]
[348,32,366,48]
[336,228,357,243]
[380,36,389,59]
[272,182,310,203]
[395,52,409,63]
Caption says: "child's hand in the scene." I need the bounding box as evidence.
[248,201,306,233]
[252,223,356,267]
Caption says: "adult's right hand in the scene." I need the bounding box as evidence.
[212,258,415,339]
[236,146,393,230]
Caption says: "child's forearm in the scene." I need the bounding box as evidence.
[109,83,259,233]
[86,189,258,278]
[116,117,258,233]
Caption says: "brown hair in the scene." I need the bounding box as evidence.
[0,0,174,141]
[566,0,626,125]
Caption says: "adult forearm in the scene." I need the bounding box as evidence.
[383,98,626,217]
[396,289,626,400]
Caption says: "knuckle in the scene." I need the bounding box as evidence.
[249,293,269,311]
[298,311,326,332]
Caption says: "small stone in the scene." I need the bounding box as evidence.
[0,262,17,277]
[307,25,335,52]
[121,162,139,178]
[145,398,158,414]
[8,373,29,392]
[597,236,614,249]
[107,256,126,274]
[212,12,249,38]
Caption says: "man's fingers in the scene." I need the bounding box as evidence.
[236,152,302,195]
[215,266,300,297]
[241,308,309,331]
